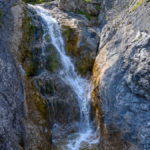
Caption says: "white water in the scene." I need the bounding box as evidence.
[29,5,99,150]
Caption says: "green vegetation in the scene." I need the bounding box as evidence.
[26,57,39,77]
[45,34,50,42]
[77,10,91,20]
[76,56,94,76]
[84,0,92,3]
[45,46,60,72]
[39,80,55,96]
[25,17,38,41]
[95,5,100,11]
[23,0,51,4]
[132,0,145,11]
[0,10,2,24]
[20,10,39,77]
[0,10,2,18]
[135,35,142,42]
[62,25,79,57]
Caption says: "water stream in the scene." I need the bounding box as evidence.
[29,4,99,150]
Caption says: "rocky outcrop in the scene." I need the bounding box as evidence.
[91,0,150,150]
[0,0,25,149]
[58,0,100,16]
[44,1,100,77]
[0,0,52,150]
[1,0,150,149]
[23,5,81,146]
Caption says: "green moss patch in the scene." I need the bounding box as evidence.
[0,10,2,25]
[132,0,145,11]
[84,0,92,3]
[77,10,92,20]
[62,25,80,56]
[23,0,52,4]
[45,45,60,72]
[76,56,94,77]
[95,5,100,11]
[19,10,39,77]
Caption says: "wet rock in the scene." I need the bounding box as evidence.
[62,25,99,77]
[44,3,100,77]
[32,72,80,126]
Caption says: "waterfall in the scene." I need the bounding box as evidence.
[28,4,99,150]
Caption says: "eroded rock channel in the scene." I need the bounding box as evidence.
[0,0,150,150]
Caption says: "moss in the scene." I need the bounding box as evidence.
[135,35,142,42]
[19,9,39,77]
[26,58,39,77]
[62,25,80,56]
[34,95,48,121]
[45,46,60,72]
[18,8,52,149]
[25,78,49,125]
[77,10,92,20]
[38,80,55,96]
[23,0,52,4]
[95,5,100,11]
[76,56,94,76]
[132,0,145,11]
[62,25,94,76]
[25,15,38,42]
[84,0,92,3]
[0,10,2,25]
[45,34,50,42]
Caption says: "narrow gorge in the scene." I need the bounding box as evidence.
[0,0,150,150]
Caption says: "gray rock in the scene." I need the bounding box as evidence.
[0,0,25,149]
[92,0,150,150]
[58,0,83,12]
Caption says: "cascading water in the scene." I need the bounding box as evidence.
[29,4,99,150]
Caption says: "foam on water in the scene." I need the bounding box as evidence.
[28,4,99,149]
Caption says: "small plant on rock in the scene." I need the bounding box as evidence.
[132,0,145,11]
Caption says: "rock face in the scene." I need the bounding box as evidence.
[0,0,25,149]
[44,1,100,77]
[91,0,150,150]
[58,0,101,16]
[0,0,52,150]
[0,0,100,149]
[1,0,150,150]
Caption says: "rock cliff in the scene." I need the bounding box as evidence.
[0,0,25,149]
[0,0,52,150]
[0,0,150,150]
[91,0,150,150]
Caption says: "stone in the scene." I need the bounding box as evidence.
[91,1,150,149]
